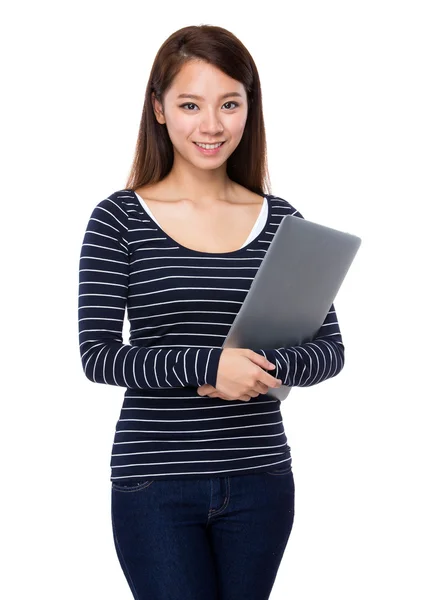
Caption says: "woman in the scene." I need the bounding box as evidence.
[78,24,345,600]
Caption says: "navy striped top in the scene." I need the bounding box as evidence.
[78,189,345,483]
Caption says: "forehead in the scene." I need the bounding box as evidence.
[168,60,246,99]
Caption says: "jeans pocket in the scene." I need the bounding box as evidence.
[111,479,154,492]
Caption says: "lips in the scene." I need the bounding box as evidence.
[194,142,225,146]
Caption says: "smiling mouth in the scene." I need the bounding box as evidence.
[193,141,225,147]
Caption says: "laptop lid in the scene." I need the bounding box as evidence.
[222,215,362,401]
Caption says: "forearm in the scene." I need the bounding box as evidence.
[80,341,223,389]
[253,302,345,387]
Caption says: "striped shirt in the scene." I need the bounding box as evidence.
[78,189,345,482]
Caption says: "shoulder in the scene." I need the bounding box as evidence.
[88,189,133,232]
[267,193,305,219]
[96,188,135,212]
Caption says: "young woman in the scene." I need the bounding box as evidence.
[78,24,345,600]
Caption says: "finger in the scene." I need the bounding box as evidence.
[251,381,269,394]
[208,391,232,401]
[253,380,279,395]
[198,385,213,395]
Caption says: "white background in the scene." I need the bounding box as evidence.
[1,1,425,598]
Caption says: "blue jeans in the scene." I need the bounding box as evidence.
[111,466,295,599]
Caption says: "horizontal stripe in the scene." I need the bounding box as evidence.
[78,189,345,482]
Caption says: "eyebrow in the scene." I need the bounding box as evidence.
[177,92,243,100]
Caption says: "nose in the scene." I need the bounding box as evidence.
[199,107,224,135]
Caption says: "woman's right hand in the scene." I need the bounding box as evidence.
[214,348,282,401]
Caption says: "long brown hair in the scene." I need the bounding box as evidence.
[124,25,272,197]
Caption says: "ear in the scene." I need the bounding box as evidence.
[152,92,166,124]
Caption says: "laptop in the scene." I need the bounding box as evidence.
[222,215,362,401]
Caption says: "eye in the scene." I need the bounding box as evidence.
[180,102,198,111]
[179,101,239,111]
[223,101,239,109]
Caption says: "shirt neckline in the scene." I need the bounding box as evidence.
[129,190,271,257]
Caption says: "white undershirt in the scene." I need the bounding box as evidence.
[135,193,268,249]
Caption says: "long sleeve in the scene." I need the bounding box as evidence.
[253,202,345,387]
[77,196,223,389]
[254,302,345,387]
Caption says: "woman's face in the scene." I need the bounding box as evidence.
[153,60,249,170]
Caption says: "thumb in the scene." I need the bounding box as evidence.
[247,351,276,370]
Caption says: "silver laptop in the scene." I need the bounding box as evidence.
[222,215,362,401]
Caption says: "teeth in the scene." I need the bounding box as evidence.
[195,142,223,149]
